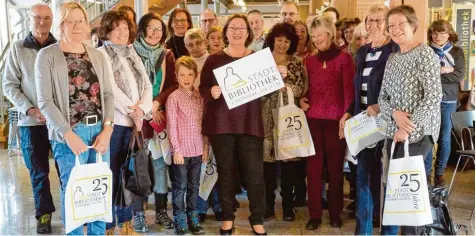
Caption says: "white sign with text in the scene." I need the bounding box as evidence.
[213,48,285,109]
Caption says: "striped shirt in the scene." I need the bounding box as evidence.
[360,48,383,111]
[166,87,205,157]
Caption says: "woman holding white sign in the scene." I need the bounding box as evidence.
[261,22,306,222]
[299,16,355,230]
[35,2,114,234]
[199,14,271,235]
[338,4,399,234]
[378,5,442,235]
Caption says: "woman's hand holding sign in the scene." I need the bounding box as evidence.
[277,65,288,79]
[211,86,222,100]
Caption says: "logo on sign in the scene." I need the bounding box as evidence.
[223,67,247,91]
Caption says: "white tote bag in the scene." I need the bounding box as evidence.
[148,131,172,165]
[382,140,432,226]
[272,87,315,160]
[344,112,387,156]
[65,147,113,234]
[199,147,218,200]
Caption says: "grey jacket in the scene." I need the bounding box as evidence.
[35,43,114,143]
[2,34,56,126]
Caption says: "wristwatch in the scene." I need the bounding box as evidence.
[104,120,114,128]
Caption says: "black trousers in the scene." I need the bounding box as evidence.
[263,162,277,208]
[280,161,302,215]
[294,159,307,203]
[381,136,434,235]
[211,134,266,225]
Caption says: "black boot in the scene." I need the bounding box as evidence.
[155,193,174,229]
[263,205,275,221]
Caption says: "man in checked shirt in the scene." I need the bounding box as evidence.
[166,56,208,235]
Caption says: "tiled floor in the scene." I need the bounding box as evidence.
[0,148,474,235]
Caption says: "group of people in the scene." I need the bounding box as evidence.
[2,0,465,235]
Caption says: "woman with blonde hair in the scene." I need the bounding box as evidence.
[35,2,114,235]
[349,23,371,58]
[300,16,355,230]
[338,4,399,234]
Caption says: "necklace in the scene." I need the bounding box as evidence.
[370,37,391,56]
[225,48,247,60]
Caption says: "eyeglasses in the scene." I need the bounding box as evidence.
[185,41,204,48]
[64,19,86,26]
[228,27,247,33]
[201,18,215,24]
[281,12,298,18]
[31,15,52,22]
[432,31,448,36]
[147,26,162,32]
[366,18,385,25]
[173,19,187,25]
[386,21,409,32]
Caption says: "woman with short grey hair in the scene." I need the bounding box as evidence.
[378,5,442,235]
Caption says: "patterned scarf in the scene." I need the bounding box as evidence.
[103,41,144,100]
[133,36,164,84]
[430,42,454,66]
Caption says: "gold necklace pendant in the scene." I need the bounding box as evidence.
[323,61,327,69]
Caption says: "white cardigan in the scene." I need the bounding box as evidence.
[98,46,152,127]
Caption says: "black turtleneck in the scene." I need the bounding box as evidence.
[165,35,189,59]
[316,43,341,62]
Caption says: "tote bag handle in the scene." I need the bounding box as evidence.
[390,139,410,160]
[74,146,104,166]
[277,86,295,108]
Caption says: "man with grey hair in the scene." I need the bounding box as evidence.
[2,3,57,234]
[199,9,218,34]
[247,9,268,52]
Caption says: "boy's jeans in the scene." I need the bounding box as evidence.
[50,122,110,235]
[171,156,202,217]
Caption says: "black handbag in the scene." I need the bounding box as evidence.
[424,187,468,235]
[122,127,155,198]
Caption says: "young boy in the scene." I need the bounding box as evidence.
[166,56,207,235]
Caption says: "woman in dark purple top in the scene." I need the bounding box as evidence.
[199,14,267,235]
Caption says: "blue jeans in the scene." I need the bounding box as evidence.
[355,145,382,235]
[381,136,433,235]
[171,156,202,217]
[19,125,56,218]
[197,184,221,214]
[425,102,457,176]
[106,125,134,229]
[50,122,110,235]
[152,157,168,194]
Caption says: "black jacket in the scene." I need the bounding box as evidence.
[440,46,465,101]
[346,40,399,115]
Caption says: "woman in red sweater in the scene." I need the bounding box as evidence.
[300,16,355,230]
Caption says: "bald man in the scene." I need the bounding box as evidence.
[280,2,300,24]
[200,9,218,34]
[2,3,58,234]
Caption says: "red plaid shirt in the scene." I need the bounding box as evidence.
[166,87,204,157]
